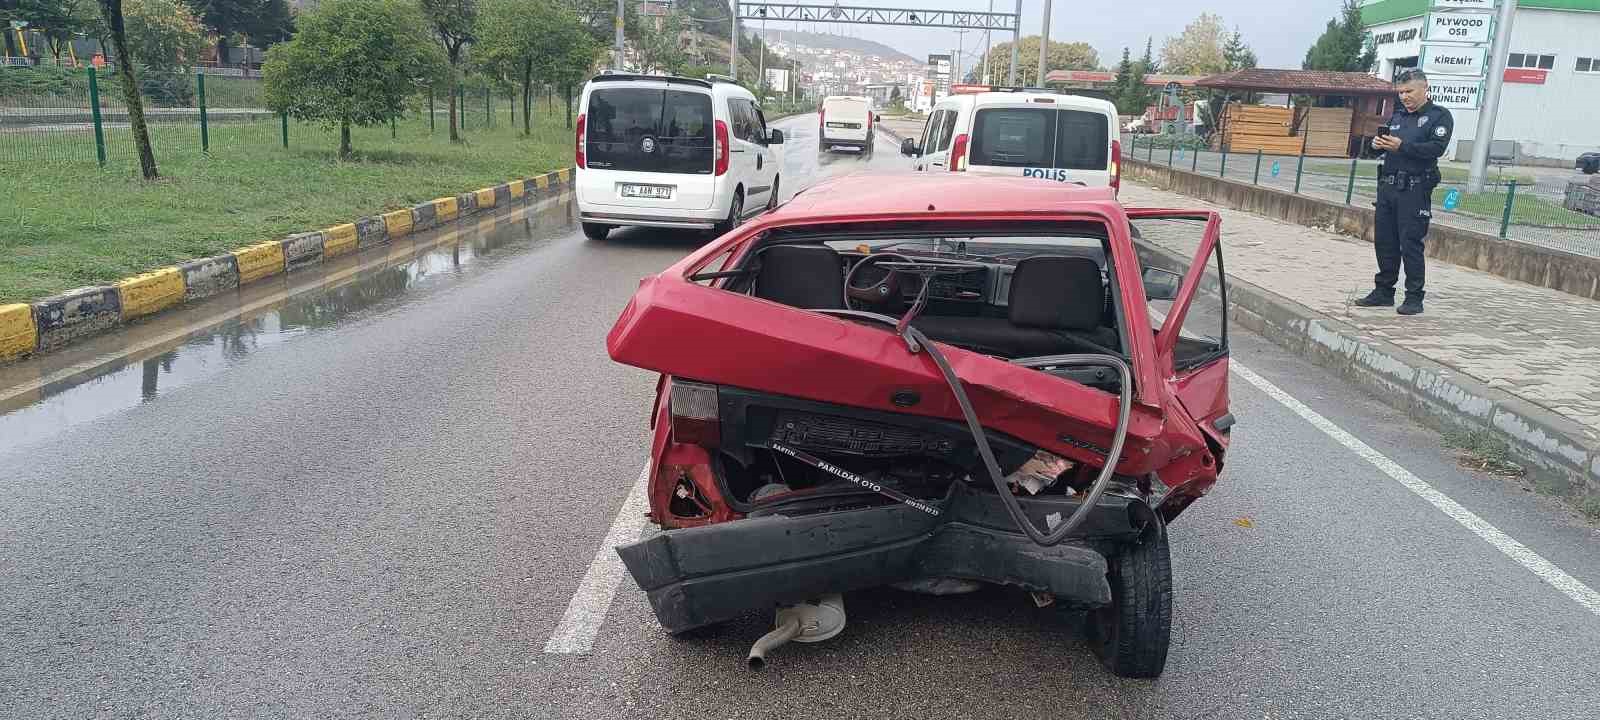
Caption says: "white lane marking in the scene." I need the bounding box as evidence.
[1231,361,1600,617]
[543,464,652,654]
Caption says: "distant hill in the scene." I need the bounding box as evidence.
[754,29,919,64]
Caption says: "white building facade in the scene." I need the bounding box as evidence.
[1362,0,1600,163]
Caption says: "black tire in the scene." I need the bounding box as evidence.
[713,190,744,236]
[581,222,612,241]
[1085,522,1173,679]
[766,176,780,211]
[1584,163,1598,175]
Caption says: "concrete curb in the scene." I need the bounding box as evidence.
[1125,158,1600,302]
[1134,239,1600,510]
[0,169,576,364]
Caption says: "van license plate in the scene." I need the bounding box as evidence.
[621,184,673,199]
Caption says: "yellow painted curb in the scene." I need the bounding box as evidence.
[534,174,550,190]
[433,197,459,223]
[0,303,36,361]
[323,223,358,258]
[233,241,286,285]
[475,187,497,209]
[116,267,186,320]
[383,209,414,239]
[508,180,525,199]
[556,168,570,183]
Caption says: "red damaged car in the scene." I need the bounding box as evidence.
[606,174,1232,678]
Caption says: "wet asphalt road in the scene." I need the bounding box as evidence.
[3,114,1600,719]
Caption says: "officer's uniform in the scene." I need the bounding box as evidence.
[1371,100,1453,306]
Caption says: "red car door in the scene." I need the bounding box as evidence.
[1123,210,1231,449]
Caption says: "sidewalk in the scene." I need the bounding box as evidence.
[1121,180,1600,504]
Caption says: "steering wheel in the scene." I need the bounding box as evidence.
[844,253,910,311]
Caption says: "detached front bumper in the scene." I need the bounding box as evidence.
[617,484,1157,633]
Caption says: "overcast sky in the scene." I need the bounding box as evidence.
[744,0,1345,73]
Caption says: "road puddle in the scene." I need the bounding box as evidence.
[0,193,576,450]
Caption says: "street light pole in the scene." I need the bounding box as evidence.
[1007,0,1020,85]
[1468,0,1519,193]
[730,0,739,79]
[981,0,993,84]
[1037,0,1052,86]
[613,0,624,70]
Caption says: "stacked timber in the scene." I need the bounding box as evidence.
[1218,103,1303,155]
[1302,106,1354,158]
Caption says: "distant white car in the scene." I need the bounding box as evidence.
[575,73,785,239]
[817,95,878,155]
[902,89,1122,193]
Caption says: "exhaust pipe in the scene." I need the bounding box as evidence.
[745,593,846,671]
[746,617,801,671]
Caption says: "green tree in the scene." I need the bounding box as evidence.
[419,0,475,142]
[1304,0,1376,73]
[94,0,160,177]
[1112,47,1138,114]
[262,0,446,157]
[182,0,288,63]
[124,0,205,103]
[632,9,686,74]
[1223,29,1257,72]
[1161,13,1230,76]
[475,0,591,136]
[10,0,90,62]
[973,35,1099,85]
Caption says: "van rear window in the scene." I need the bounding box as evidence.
[970,107,1109,170]
[586,88,713,174]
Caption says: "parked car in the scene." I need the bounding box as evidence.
[606,173,1234,679]
[817,95,878,155]
[902,89,1122,193]
[575,73,785,240]
[1578,152,1599,175]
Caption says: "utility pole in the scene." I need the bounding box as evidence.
[613,0,624,70]
[981,0,993,84]
[1468,0,1518,193]
[1037,0,1052,87]
[730,0,739,80]
[758,14,766,96]
[955,29,968,84]
[1007,0,1020,85]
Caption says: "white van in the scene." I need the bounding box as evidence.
[818,95,877,154]
[576,73,785,239]
[900,90,1121,192]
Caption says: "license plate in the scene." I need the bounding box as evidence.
[621,184,673,199]
[826,122,859,129]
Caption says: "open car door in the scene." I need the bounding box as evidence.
[1125,210,1232,449]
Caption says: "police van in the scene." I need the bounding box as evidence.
[901,86,1121,192]
[575,73,785,240]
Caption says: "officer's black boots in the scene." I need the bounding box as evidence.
[1397,295,1425,316]
[1353,288,1396,307]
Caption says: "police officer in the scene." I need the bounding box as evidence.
[1355,69,1453,316]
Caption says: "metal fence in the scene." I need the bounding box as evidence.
[0,65,544,169]
[1123,132,1600,260]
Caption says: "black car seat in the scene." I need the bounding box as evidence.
[751,245,846,310]
[914,256,1111,358]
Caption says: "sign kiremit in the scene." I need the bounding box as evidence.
[1429,78,1482,109]
[1421,44,1489,76]
[1424,12,1493,44]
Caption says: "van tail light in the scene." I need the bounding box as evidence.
[950,133,969,172]
[714,120,730,176]
[670,380,720,447]
[1110,139,1122,194]
[575,113,587,169]
[819,106,825,130]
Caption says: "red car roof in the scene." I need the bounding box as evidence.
[772,174,1123,221]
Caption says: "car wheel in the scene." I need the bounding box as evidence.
[1085,521,1172,679]
[713,190,744,236]
[1585,163,1598,175]
[767,176,780,211]
[581,222,613,241]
